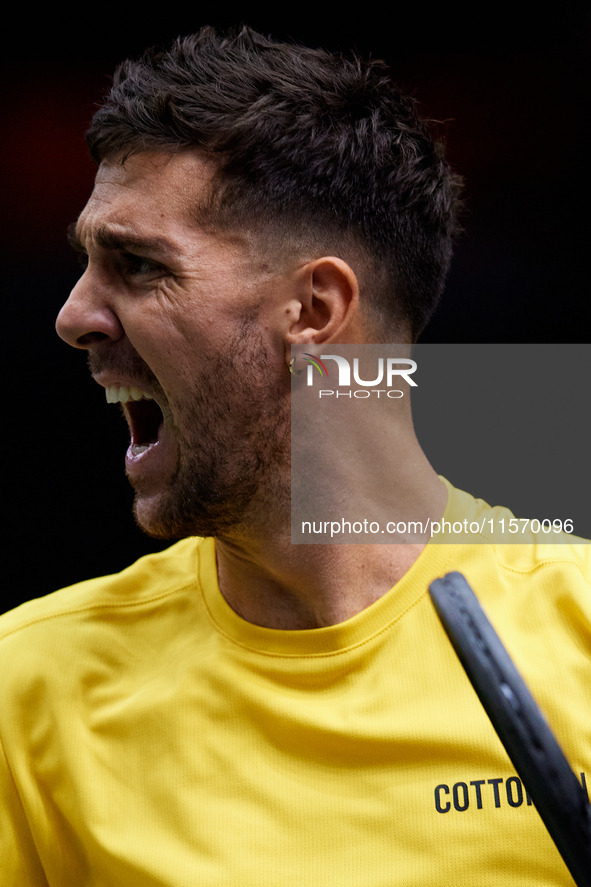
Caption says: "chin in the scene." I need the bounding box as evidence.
[132,485,254,541]
[132,495,180,540]
[132,494,202,540]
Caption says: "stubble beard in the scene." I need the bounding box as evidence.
[131,329,291,542]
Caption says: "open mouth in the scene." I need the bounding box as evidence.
[105,385,164,454]
[125,398,164,454]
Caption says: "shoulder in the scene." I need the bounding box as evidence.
[0,537,218,765]
[439,482,591,654]
[0,536,210,649]
[439,479,591,616]
[442,478,591,562]
[492,537,591,581]
[0,537,217,720]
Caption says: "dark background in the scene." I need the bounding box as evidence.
[2,7,589,610]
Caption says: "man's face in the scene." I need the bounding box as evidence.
[56,151,292,540]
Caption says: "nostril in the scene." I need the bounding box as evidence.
[56,294,125,348]
[77,332,111,347]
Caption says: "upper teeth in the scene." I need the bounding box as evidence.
[105,386,154,404]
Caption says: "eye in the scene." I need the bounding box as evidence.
[120,252,166,279]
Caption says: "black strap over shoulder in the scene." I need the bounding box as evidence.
[429,571,591,886]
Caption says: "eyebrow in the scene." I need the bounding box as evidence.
[67,222,181,261]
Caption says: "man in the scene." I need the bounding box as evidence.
[1,25,589,885]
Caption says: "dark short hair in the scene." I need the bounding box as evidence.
[86,25,463,340]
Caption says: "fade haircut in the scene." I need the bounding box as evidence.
[86,25,463,341]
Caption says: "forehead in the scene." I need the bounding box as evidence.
[76,151,218,247]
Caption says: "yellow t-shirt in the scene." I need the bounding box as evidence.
[1,481,590,885]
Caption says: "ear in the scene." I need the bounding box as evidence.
[285,257,360,347]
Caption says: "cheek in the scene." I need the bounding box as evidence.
[143,294,236,354]
[121,299,196,358]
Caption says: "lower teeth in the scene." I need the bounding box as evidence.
[131,444,151,456]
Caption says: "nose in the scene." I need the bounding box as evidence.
[56,269,124,349]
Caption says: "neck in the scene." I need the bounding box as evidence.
[213,433,447,630]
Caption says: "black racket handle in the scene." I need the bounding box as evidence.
[429,571,591,886]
